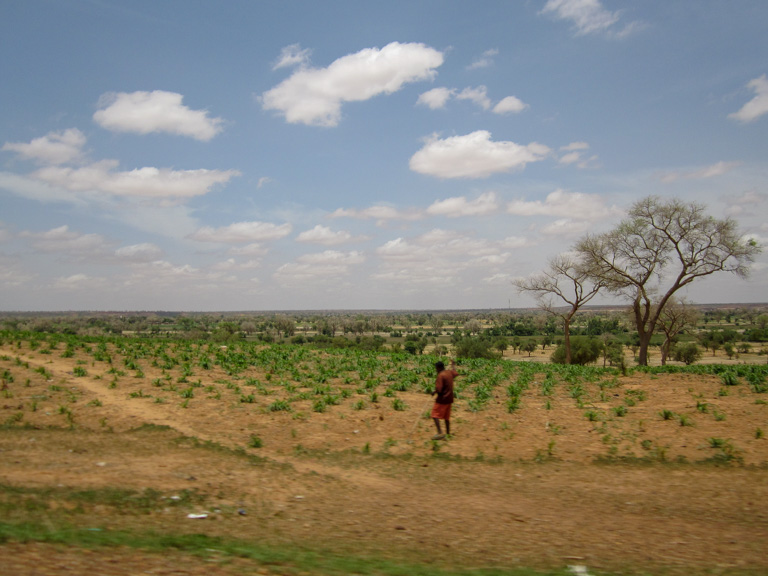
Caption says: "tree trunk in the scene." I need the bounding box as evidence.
[637,331,653,366]
[563,321,572,364]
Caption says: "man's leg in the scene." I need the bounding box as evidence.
[445,419,451,436]
[433,417,442,434]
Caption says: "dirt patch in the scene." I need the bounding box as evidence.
[1,341,767,575]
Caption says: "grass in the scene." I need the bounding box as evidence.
[0,519,600,576]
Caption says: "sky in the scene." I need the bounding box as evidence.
[1,0,767,312]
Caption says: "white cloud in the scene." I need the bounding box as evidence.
[296,224,355,245]
[410,131,550,179]
[115,243,164,262]
[54,273,107,290]
[540,218,593,237]
[330,204,423,223]
[724,189,767,217]
[256,177,272,188]
[274,250,364,283]
[93,91,224,141]
[728,75,768,123]
[189,221,292,243]
[416,87,455,110]
[373,228,524,287]
[230,243,268,257]
[33,161,239,200]
[542,0,637,37]
[2,129,86,165]
[557,141,598,168]
[657,161,741,183]
[467,49,498,70]
[426,191,499,217]
[456,86,492,110]
[561,141,590,151]
[273,43,312,70]
[493,96,528,114]
[22,225,113,257]
[507,189,622,221]
[262,42,444,126]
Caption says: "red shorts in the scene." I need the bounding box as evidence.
[431,403,452,420]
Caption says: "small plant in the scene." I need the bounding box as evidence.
[392,398,407,411]
[612,405,628,417]
[756,427,764,439]
[717,387,729,397]
[708,437,727,448]
[584,410,600,422]
[240,394,256,404]
[248,435,263,448]
[268,399,291,412]
[678,414,694,427]
[353,399,366,411]
[659,409,677,421]
[179,387,195,399]
[696,401,709,413]
[713,410,726,422]
[720,371,739,386]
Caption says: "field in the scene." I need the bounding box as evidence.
[1,333,767,576]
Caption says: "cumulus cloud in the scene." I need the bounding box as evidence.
[54,273,107,290]
[262,42,444,126]
[330,204,423,224]
[230,243,269,257]
[724,189,767,217]
[557,141,598,168]
[507,189,622,221]
[540,218,593,236]
[467,49,498,70]
[410,131,550,179]
[657,161,741,183]
[541,0,638,37]
[373,229,525,286]
[94,90,224,141]
[115,243,163,262]
[22,225,112,257]
[416,87,455,110]
[189,221,292,243]
[2,128,86,165]
[728,75,768,123]
[418,87,528,115]
[273,43,312,70]
[426,191,499,217]
[493,96,528,114]
[33,160,239,200]
[296,224,356,245]
[274,250,365,282]
[456,86,492,110]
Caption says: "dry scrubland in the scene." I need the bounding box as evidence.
[1,335,767,576]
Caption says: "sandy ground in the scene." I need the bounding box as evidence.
[1,340,767,575]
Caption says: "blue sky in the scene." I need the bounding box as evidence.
[1,0,767,311]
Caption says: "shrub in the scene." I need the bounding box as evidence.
[672,342,702,365]
[551,337,601,365]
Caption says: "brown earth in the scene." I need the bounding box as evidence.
[0,340,767,575]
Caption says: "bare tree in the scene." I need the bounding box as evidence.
[576,196,760,365]
[513,253,604,364]
[656,297,699,365]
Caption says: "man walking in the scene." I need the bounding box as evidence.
[431,359,458,440]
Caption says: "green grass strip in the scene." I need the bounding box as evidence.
[0,520,587,576]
